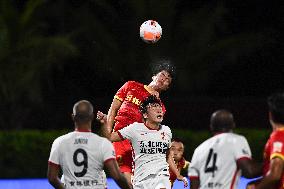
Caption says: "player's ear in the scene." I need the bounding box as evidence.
[90,113,94,121]
[71,113,75,121]
[143,113,148,119]
[268,111,272,121]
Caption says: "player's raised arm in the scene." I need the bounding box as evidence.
[106,98,122,134]
[167,149,188,187]
[97,111,123,142]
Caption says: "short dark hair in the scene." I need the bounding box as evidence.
[140,95,162,115]
[152,59,176,79]
[210,109,235,133]
[73,100,94,124]
[172,138,184,144]
[268,93,284,124]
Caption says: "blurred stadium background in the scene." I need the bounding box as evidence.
[0,0,282,188]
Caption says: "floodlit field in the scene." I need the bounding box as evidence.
[0,177,259,189]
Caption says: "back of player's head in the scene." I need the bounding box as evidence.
[72,100,94,124]
[139,95,161,115]
[152,59,176,79]
[268,93,284,124]
[210,109,235,133]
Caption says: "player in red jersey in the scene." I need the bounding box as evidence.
[254,93,284,189]
[99,61,175,185]
[169,138,190,188]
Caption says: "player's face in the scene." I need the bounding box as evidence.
[152,70,172,91]
[170,141,184,161]
[145,103,163,123]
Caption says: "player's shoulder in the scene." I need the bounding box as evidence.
[273,129,284,136]
[86,133,113,148]
[217,132,248,144]
[228,132,247,141]
[52,131,74,147]
[54,131,73,142]
[125,80,143,87]
[128,122,144,129]
[130,121,144,126]
[160,124,171,133]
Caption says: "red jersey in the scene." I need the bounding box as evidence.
[263,128,284,189]
[113,81,166,131]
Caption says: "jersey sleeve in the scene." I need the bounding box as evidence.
[270,132,284,161]
[114,81,132,102]
[48,137,61,166]
[234,135,252,161]
[187,148,200,179]
[101,138,116,163]
[118,123,136,141]
[166,126,172,148]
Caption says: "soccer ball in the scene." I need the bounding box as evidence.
[140,20,162,44]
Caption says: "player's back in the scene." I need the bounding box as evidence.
[189,133,251,189]
[54,131,113,189]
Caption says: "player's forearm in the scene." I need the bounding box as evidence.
[167,152,180,177]
[48,178,65,189]
[255,176,278,189]
[106,99,121,133]
[116,174,133,189]
[242,161,262,178]
[106,113,116,134]
[190,179,200,189]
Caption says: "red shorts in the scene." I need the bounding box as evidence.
[113,120,135,173]
[113,139,133,173]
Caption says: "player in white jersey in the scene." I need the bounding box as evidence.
[99,95,188,189]
[47,100,132,189]
[188,109,262,189]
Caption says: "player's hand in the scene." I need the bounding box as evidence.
[96,111,107,124]
[177,175,188,188]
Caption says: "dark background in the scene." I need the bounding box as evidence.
[0,0,283,130]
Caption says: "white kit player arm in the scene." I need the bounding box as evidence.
[188,148,200,178]
[235,135,262,178]
[47,137,65,189]
[101,138,116,162]
[102,138,133,189]
[48,137,62,166]
[234,136,252,160]
[117,123,136,141]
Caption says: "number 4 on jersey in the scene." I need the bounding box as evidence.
[204,148,218,177]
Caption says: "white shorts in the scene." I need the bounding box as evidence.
[133,174,171,189]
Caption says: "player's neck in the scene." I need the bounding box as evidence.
[146,83,160,96]
[145,120,160,130]
[75,124,92,132]
[273,123,284,131]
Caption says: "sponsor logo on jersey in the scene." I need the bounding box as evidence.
[139,140,169,154]
[273,141,283,153]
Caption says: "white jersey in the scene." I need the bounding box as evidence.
[188,133,252,189]
[118,122,172,183]
[48,130,115,189]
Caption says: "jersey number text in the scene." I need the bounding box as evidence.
[204,148,218,177]
[73,148,88,177]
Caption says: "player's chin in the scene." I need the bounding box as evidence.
[156,117,163,122]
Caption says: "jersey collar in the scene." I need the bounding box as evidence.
[75,128,91,132]
[276,127,284,131]
[144,123,161,131]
